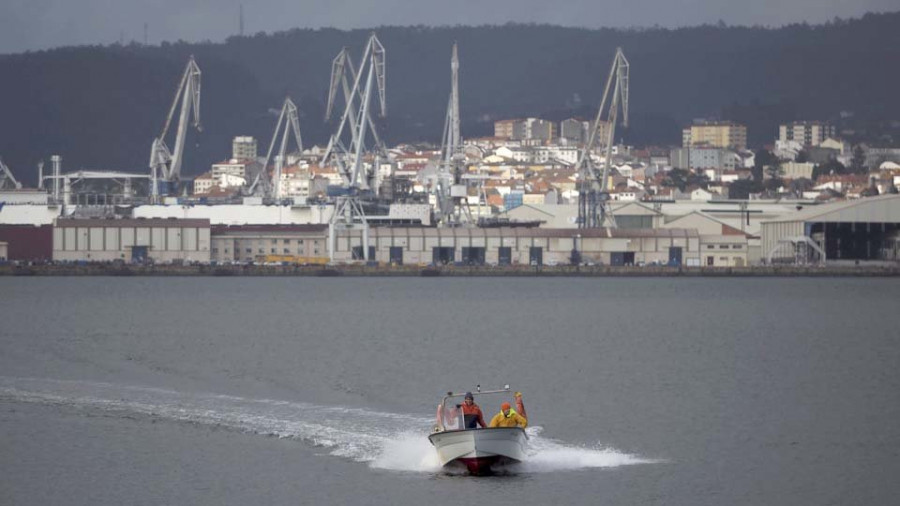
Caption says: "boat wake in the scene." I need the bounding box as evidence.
[0,377,660,473]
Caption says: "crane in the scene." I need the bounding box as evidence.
[0,157,22,190]
[149,56,201,203]
[321,33,386,193]
[322,33,386,262]
[576,47,629,228]
[249,97,303,199]
[432,42,471,226]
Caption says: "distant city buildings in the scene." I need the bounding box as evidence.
[232,136,258,160]
[211,159,253,187]
[493,118,557,142]
[559,118,591,144]
[682,121,748,151]
[176,113,895,214]
[778,121,835,147]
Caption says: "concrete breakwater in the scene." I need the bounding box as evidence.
[2,263,899,277]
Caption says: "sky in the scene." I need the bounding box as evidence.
[0,0,896,54]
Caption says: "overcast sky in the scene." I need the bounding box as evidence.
[1,0,896,54]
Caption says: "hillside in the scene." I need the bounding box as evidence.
[1,13,899,184]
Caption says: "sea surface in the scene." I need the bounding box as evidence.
[1,277,898,505]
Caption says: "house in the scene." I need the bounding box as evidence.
[193,171,214,194]
[781,161,815,180]
[691,188,715,201]
[662,211,753,266]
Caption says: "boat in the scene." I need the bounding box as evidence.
[428,386,528,474]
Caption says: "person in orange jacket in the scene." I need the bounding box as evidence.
[436,392,486,430]
[460,392,487,428]
[489,401,528,428]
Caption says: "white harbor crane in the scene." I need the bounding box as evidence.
[321,33,387,192]
[431,42,473,226]
[576,47,629,228]
[0,157,23,190]
[322,33,387,262]
[249,97,303,199]
[149,56,202,203]
[323,47,387,163]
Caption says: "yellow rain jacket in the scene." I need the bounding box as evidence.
[489,408,527,428]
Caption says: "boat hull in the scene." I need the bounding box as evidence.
[428,427,527,474]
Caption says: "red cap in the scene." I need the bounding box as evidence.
[501,402,511,411]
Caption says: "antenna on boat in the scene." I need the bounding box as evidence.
[504,384,510,390]
[476,384,481,393]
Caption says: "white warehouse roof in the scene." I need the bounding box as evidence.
[762,194,900,224]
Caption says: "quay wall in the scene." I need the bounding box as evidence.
[1,264,899,277]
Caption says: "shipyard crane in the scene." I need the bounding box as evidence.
[576,48,629,228]
[149,56,201,203]
[430,42,474,226]
[322,33,387,262]
[0,157,23,190]
[249,97,303,198]
[323,48,387,160]
[321,33,387,192]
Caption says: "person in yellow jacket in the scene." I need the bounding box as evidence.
[489,401,527,428]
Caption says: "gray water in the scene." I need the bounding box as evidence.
[1,277,898,505]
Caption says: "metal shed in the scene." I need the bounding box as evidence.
[760,194,900,263]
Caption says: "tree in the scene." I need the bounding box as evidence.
[662,168,710,192]
[812,159,847,180]
[728,178,762,199]
[753,149,778,182]
[796,150,810,163]
[860,178,880,197]
[764,165,783,191]
[789,177,814,194]
[850,145,867,174]
[663,168,689,191]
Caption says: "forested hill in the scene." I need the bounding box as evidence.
[2,13,899,184]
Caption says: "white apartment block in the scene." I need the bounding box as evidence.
[778,122,835,147]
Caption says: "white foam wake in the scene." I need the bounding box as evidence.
[0,377,660,473]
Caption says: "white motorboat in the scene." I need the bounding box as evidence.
[428,387,528,474]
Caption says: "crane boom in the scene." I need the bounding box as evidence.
[432,42,471,226]
[0,157,23,190]
[149,57,202,202]
[250,97,303,198]
[321,33,386,190]
[576,48,629,229]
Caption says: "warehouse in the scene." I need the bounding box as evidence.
[53,218,211,263]
[332,226,700,266]
[0,225,53,261]
[761,194,900,264]
[210,224,329,264]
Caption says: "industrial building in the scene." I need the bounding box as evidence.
[45,219,700,266]
[330,226,699,266]
[52,218,211,263]
[761,194,900,264]
[211,225,328,264]
[662,212,753,266]
[0,225,53,261]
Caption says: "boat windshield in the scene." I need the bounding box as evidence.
[436,389,520,432]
